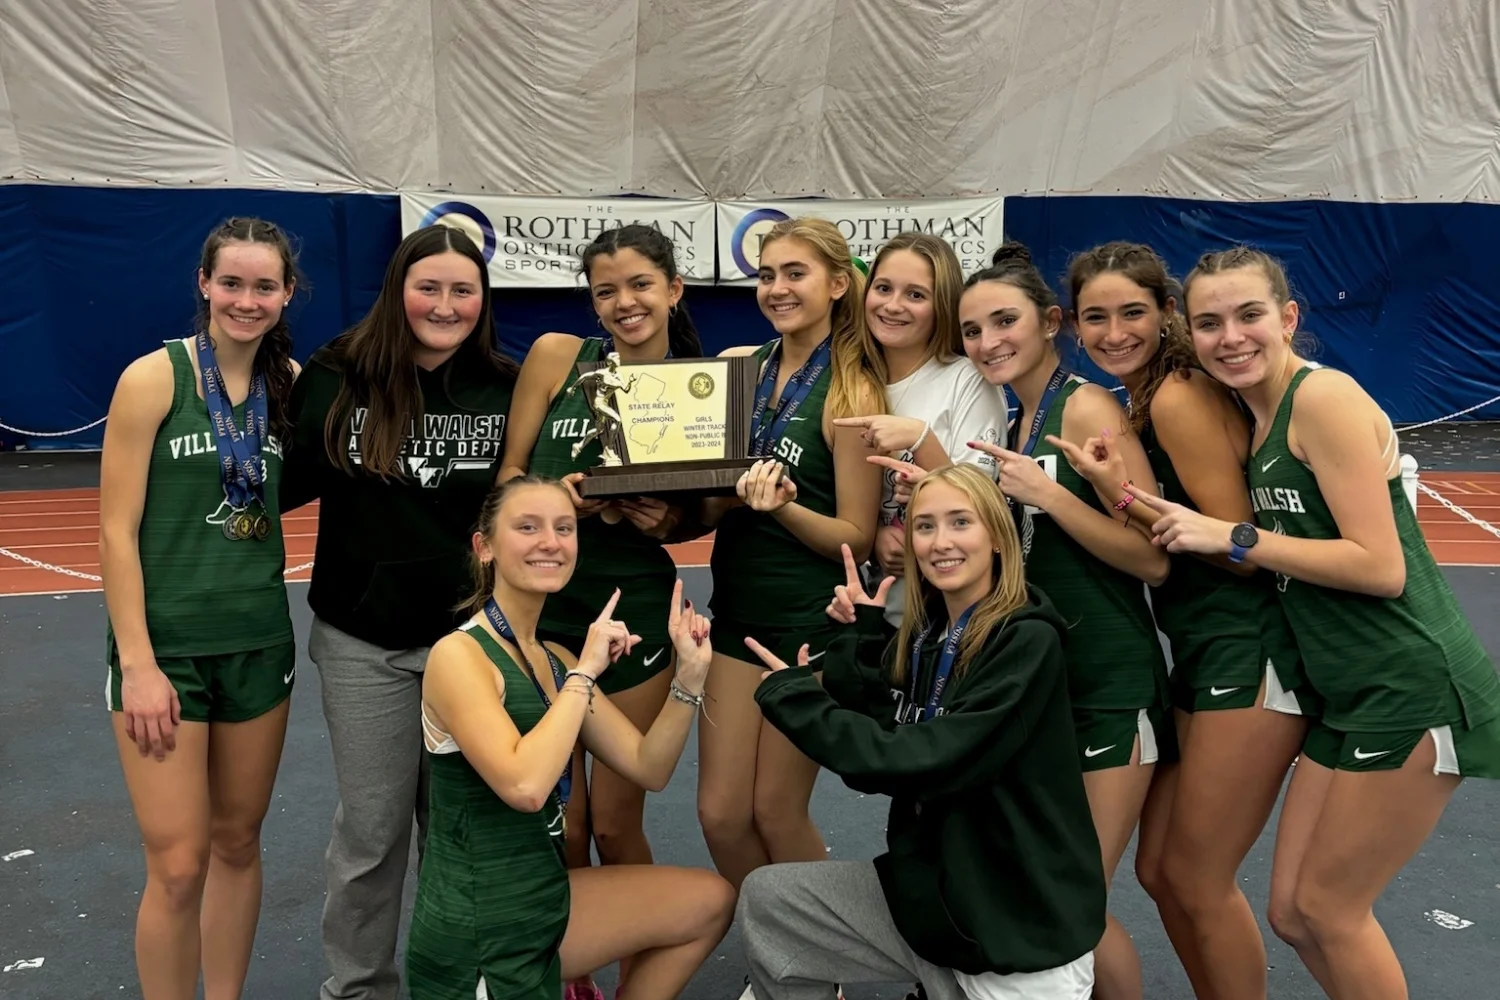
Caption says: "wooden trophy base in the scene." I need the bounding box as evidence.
[574,458,759,498]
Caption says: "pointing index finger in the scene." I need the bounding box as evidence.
[596,588,622,623]
[1122,482,1175,510]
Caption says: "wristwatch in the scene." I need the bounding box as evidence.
[1228,522,1259,564]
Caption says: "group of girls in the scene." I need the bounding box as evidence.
[97,207,1496,1000]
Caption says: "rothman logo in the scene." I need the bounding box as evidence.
[420,201,498,264]
[729,207,792,277]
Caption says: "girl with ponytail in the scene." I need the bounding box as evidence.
[99,217,302,999]
[497,225,706,998]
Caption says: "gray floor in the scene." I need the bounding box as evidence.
[2,571,1499,1000]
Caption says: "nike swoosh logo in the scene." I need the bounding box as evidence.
[806,650,826,661]
[1352,748,1391,760]
[1261,456,1281,473]
[643,648,663,666]
[283,671,295,685]
[1210,686,1239,696]
[788,416,808,422]
[1084,744,1116,758]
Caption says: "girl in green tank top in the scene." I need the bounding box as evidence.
[1133,245,1500,997]
[696,218,887,906]
[406,476,732,1000]
[1060,241,1311,1000]
[953,242,1172,1000]
[98,218,301,1000]
[496,227,708,999]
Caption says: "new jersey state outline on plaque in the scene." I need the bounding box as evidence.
[613,364,728,464]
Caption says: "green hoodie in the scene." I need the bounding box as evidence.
[753,587,1105,977]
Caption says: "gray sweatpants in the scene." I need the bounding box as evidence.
[737,861,969,1000]
[309,617,432,1000]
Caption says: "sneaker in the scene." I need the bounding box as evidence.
[564,981,605,1000]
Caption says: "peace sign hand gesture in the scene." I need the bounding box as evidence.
[666,578,712,691]
[1122,483,1235,556]
[826,542,896,624]
[578,589,641,680]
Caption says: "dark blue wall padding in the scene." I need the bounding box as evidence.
[2,186,1496,450]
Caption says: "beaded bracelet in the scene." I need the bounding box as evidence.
[669,678,704,707]
[562,670,597,711]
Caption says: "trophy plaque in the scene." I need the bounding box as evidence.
[569,352,761,498]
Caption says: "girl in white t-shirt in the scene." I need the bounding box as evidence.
[835,232,1009,625]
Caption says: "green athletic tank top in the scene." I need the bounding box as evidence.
[1247,365,1500,731]
[710,338,842,627]
[405,623,570,1000]
[1142,422,1299,687]
[1018,378,1167,710]
[528,337,676,641]
[106,340,292,659]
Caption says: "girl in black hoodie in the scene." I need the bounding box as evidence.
[739,462,1106,1000]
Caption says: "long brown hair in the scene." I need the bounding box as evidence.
[456,475,572,617]
[866,232,965,369]
[760,218,887,419]
[891,463,1029,687]
[195,217,303,442]
[322,225,520,478]
[1066,241,1195,434]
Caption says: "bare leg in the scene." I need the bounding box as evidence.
[113,715,211,1000]
[1161,694,1305,1000]
[559,865,736,1000]
[201,700,291,1000]
[588,666,673,985]
[1295,734,1461,999]
[1267,755,1337,993]
[1133,752,1216,997]
[697,653,771,889]
[591,668,673,867]
[1082,741,1155,1000]
[752,714,826,864]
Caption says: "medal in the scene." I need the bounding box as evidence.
[253,513,271,541]
[195,331,271,543]
[482,598,573,833]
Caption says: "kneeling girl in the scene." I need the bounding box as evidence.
[738,463,1105,1000]
[405,476,734,1000]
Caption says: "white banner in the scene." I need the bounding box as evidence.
[399,194,717,287]
[715,197,1006,284]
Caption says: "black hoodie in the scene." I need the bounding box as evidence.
[279,344,514,650]
[753,587,1106,977]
